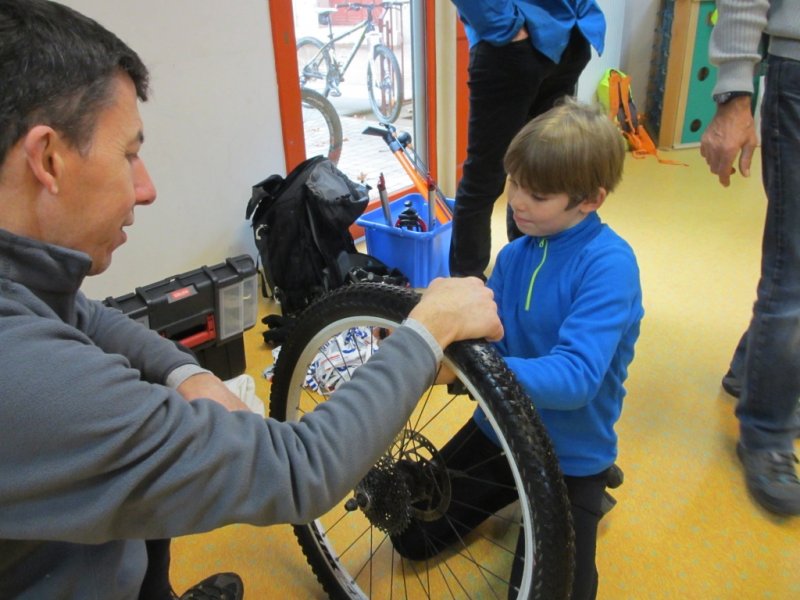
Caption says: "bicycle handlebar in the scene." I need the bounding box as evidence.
[336,1,407,12]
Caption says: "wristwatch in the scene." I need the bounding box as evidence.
[713,91,752,105]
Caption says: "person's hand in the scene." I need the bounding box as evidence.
[177,372,252,412]
[408,277,503,349]
[700,95,758,187]
[434,363,456,385]
[512,24,529,42]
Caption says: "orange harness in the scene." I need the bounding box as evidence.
[607,70,687,166]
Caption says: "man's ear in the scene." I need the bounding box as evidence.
[579,187,607,214]
[22,125,64,195]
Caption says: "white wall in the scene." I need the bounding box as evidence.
[61,1,284,299]
[576,0,625,103]
[577,0,660,105]
[620,0,661,104]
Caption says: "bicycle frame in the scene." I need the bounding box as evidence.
[298,2,406,122]
[319,9,379,84]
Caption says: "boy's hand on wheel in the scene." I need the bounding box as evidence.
[434,363,457,385]
[408,277,503,348]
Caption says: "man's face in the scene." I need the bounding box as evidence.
[52,74,156,275]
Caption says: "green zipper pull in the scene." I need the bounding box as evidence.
[525,239,548,311]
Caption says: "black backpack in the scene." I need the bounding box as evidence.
[246,156,407,343]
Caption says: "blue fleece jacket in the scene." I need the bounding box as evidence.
[451,0,606,62]
[475,212,643,476]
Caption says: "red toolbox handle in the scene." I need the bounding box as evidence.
[178,315,217,348]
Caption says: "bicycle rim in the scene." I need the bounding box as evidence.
[301,87,343,165]
[269,284,575,600]
[367,45,403,123]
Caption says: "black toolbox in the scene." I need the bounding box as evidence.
[104,255,259,380]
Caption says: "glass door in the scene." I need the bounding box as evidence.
[271,0,437,203]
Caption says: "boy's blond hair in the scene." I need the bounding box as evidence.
[504,96,625,208]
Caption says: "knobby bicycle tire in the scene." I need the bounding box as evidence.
[301,87,343,165]
[297,36,332,97]
[269,283,575,600]
[366,45,403,123]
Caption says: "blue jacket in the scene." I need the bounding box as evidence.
[476,213,643,476]
[452,0,606,62]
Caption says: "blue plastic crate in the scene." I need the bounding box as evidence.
[356,193,453,288]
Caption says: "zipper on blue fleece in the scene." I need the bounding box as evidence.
[525,238,548,311]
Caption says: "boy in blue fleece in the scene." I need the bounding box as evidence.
[394,97,643,600]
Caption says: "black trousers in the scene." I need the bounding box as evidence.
[449,27,592,278]
[561,470,608,599]
[138,539,174,600]
[392,419,609,600]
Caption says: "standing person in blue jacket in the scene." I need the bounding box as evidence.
[448,0,607,279]
[394,98,643,600]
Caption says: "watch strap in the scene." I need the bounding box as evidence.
[713,91,752,105]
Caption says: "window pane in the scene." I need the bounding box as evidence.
[292,0,418,199]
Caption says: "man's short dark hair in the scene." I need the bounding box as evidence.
[0,0,150,169]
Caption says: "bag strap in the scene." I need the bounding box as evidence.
[609,70,688,167]
[245,174,284,221]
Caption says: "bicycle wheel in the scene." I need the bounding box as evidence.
[297,36,331,97]
[301,87,343,165]
[269,284,575,600]
[366,45,403,123]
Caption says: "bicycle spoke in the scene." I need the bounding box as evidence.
[434,527,504,600]
[410,392,461,438]
[350,527,388,582]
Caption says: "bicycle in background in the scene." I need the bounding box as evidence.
[297,1,405,123]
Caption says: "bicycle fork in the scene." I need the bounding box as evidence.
[366,30,383,89]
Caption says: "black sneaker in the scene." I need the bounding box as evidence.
[178,573,244,600]
[736,443,800,516]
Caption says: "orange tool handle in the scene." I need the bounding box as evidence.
[394,149,428,196]
[393,149,451,224]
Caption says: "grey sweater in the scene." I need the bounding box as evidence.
[0,227,437,598]
[710,0,800,95]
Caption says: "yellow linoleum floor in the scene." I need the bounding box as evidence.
[170,147,800,599]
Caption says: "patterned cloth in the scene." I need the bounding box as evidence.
[263,327,379,394]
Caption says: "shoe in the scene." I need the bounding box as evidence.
[599,464,625,516]
[599,491,617,516]
[721,369,741,398]
[177,572,244,600]
[736,443,800,516]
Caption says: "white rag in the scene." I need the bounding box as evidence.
[224,373,266,417]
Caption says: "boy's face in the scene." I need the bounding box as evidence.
[506,178,588,238]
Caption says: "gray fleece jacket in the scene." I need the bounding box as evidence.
[0,227,436,598]
[710,0,800,95]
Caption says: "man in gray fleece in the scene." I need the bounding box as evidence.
[0,1,504,597]
[700,0,800,517]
